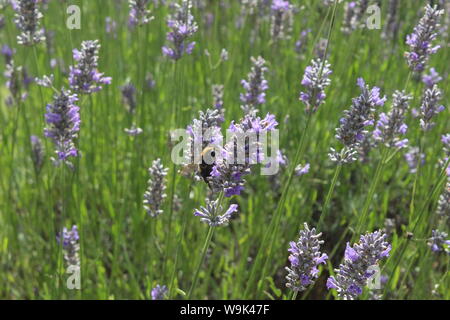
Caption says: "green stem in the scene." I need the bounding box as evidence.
[317,164,342,230]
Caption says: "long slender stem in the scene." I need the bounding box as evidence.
[317,164,342,229]
[187,225,215,299]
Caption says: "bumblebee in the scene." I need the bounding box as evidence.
[180,146,216,187]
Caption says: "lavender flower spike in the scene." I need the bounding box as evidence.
[373,90,411,149]
[69,40,112,94]
[240,56,269,116]
[30,135,45,173]
[330,78,386,164]
[14,0,46,46]
[286,223,328,292]
[405,4,444,72]
[436,179,449,225]
[44,89,80,167]
[270,0,293,41]
[327,230,391,300]
[422,68,442,88]
[143,159,168,217]
[128,0,154,27]
[194,198,238,227]
[162,0,198,60]
[57,225,80,268]
[299,58,332,114]
[428,230,450,254]
[151,284,168,300]
[419,85,445,131]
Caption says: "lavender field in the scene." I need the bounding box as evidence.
[0,0,449,300]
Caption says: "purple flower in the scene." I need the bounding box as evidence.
[373,90,411,148]
[404,147,425,174]
[212,84,225,123]
[151,284,168,300]
[56,225,80,268]
[327,230,391,300]
[270,0,293,41]
[299,58,332,113]
[143,159,168,217]
[44,89,80,167]
[422,68,442,88]
[436,179,449,223]
[295,163,310,176]
[240,56,268,116]
[405,5,444,72]
[286,223,328,292]
[128,0,154,27]
[124,125,143,136]
[428,230,450,254]
[14,0,46,46]
[419,85,445,131]
[330,78,385,164]
[162,0,198,60]
[194,198,238,226]
[69,40,111,94]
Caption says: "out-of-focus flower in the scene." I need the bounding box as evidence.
[404,147,425,174]
[428,230,450,254]
[162,0,198,60]
[30,135,45,173]
[151,284,168,300]
[128,0,154,27]
[295,163,310,176]
[124,125,143,136]
[405,4,444,72]
[422,68,442,88]
[143,159,168,217]
[270,0,293,41]
[120,81,137,114]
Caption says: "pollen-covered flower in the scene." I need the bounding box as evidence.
[151,284,168,300]
[373,90,411,148]
[330,78,386,164]
[418,85,445,131]
[13,0,46,46]
[240,56,268,116]
[128,0,154,27]
[162,0,198,60]
[69,40,112,94]
[285,223,328,292]
[299,58,332,114]
[327,230,391,300]
[143,158,168,217]
[44,89,80,167]
[405,4,444,72]
[194,198,238,226]
[428,230,450,254]
[57,225,80,268]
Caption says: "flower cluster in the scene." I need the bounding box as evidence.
[330,78,386,164]
[341,0,368,34]
[44,89,80,167]
[240,56,268,116]
[285,223,328,292]
[405,5,444,72]
[373,90,411,149]
[212,84,225,123]
[151,284,168,300]
[299,58,332,114]
[128,0,154,27]
[404,147,425,174]
[194,198,238,227]
[208,113,278,197]
[327,230,391,300]
[270,0,293,41]
[69,40,112,94]
[143,158,168,217]
[13,0,46,46]
[418,85,445,131]
[422,68,442,88]
[428,230,450,254]
[57,225,80,268]
[162,0,198,60]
